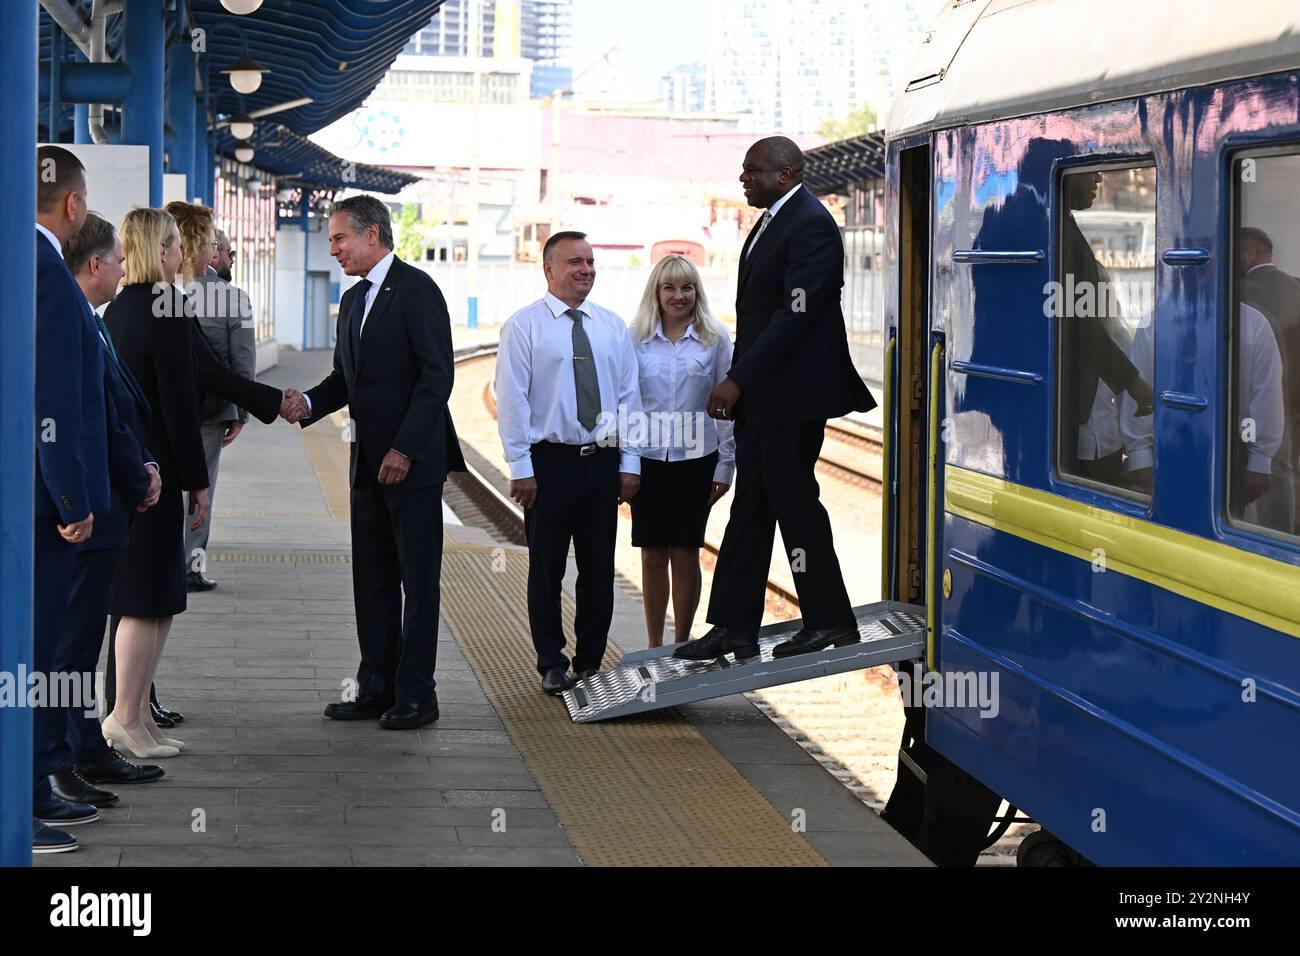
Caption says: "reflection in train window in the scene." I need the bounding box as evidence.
[1055,165,1157,498]
[1229,150,1300,542]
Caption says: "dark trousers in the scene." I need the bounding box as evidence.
[47,549,118,772]
[524,445,619,674]
[33,520,76,804]
[1076,449,1123,486]
[707,418,855,632]
[350,460,444,706]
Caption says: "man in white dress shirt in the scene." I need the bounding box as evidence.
[496,231,642,694]
[1121,303,1284,520]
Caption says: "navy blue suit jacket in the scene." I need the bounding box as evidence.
[81,304,155,553]
[729,186,876,425]
[35,231,109,522]
[302,256,465,488]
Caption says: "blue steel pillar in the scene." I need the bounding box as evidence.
[0,0,38,867]
[73,48,91,145]
[196,74,212,204]
[121,0,165,206]
[166,39,196,199]
[301,201,311,349]
[48,31,63,142]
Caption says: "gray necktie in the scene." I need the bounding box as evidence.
[746,209,773,259]
[566,308,601,431]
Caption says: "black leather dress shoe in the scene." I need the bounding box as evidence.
[380,696,440,730]
[34,797,99,827]
[324,697,393,720]
[772,625,861,658]
[672,626,760,662]
[149,702,175,728]
[541,666,575,695]
[158,705,183,724]
[150,684,183,723]
[50,769,119,808]
[186,571,218,592]
[76,750,164,784]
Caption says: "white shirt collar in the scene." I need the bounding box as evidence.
[653,319,698,342]
[766,183,803,219]
[544,290,587,318]
[36,222,63,259]
[361,250,395,289]
[1245,262,1273,276]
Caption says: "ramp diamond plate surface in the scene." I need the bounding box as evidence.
[564,602,925,723]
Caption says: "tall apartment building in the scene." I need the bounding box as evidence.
[660,62,709,114]
[402,0,572,99]
[707,0,937,135]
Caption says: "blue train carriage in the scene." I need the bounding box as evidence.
[879,0,1300,865]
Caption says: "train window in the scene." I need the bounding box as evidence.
[1055,165,1157,498]
[1228,150,1300,542]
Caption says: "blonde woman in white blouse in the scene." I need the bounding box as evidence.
[630,254,736,646]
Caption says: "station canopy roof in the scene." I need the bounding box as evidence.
[39,0,444,193]
[215,123,419,194]
[804,131,887,195]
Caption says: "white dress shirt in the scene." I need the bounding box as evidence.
[1077,383,1122,461]
[1121,303,1284,474]
[302,251,396,417]
[356,251,394,335]
[634,320,736,485]
[496,291,642,479]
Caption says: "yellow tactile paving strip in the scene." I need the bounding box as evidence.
[300,407,826,866]
[296,409,354,520]
[440,544,827,867]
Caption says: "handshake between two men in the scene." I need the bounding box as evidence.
[277,386,412,485]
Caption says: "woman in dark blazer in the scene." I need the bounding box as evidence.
[101,207,207,759]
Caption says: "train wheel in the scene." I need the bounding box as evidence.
[1016,829,1078,867]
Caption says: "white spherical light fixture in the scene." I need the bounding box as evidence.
[220,0,264,14]
[229,112,255,140]
[234,145,255,164]
[222,53,268,95]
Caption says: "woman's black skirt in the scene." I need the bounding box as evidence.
[630,451,719,548]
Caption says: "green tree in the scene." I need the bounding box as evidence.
[817,104,879,142]
[394,203,429,263]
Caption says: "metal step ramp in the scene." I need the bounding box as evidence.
[563,601,926,723]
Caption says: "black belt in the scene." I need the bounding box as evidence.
[531,440,616,457]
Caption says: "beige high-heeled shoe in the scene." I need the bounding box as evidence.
[102,714,180,759]
[140,716,186,752]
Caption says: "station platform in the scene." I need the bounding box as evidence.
[37,348,926,868]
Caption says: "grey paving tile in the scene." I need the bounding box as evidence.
[803,830,931,866]
[343,805,559,828]
[197,805,346,826]
[34,846,123,867]
[235,824,459,847]
[349,845,580,867]
[336,771,536,790]
[454,826,571,847]
[233,787,441,809]
[236,753,434,772]
[119,846,353,867]
[117,786,238,807]
[84,824,237,846]
[438,789,550,808]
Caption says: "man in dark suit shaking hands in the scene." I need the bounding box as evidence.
[282,196,465,730]
[676,136,875,664]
